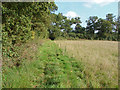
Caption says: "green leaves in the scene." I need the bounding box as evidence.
[86,16,98,35]
[49,12,82,40]
[96,18,112,39]
[85,15,118,40]
[2,2,58,67]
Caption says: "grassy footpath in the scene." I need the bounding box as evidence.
[3,40,87,88]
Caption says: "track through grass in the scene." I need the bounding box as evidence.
[3,40,87,88]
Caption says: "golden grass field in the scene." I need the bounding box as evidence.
[54,40,118,88]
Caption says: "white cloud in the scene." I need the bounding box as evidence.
[93,0,117,6]
[55,0,119,2]
[93,0,117,4]
[83,0,119,8]
[64,11,79,18]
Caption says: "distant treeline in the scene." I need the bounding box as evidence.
[49,13,119,41]
[2,2,120,63]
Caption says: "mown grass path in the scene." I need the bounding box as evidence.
[3,40,87,88]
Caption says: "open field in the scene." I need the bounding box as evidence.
[55,40,118,88]
[2,40,118,88]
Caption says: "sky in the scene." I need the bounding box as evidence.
[54,0,118,27]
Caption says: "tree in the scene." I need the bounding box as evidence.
[106,13,116,31]
[106,13,118,40]
[86,16,98,39]
[106,13,115,24]
[75,23,83,33]
[96,18,112,40]
[2,2,58,64]
[48,13,63,40]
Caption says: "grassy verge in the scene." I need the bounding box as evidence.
[3,40,87,88]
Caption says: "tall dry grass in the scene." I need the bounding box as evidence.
[54,40,118,88]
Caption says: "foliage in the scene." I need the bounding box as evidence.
[49,13,118,41]
[2,2,58,66]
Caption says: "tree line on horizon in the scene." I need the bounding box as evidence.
[2,2,120,64]
[49,13,119,41]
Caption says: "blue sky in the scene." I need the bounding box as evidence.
[54,1,118,27]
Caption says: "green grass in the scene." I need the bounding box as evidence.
[3,40,87,88]
[2,40,118,88]
[55,40,118,88]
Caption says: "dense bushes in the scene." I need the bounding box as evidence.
[2,2,57,67]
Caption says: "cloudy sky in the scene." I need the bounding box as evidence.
[54,0,118,27]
